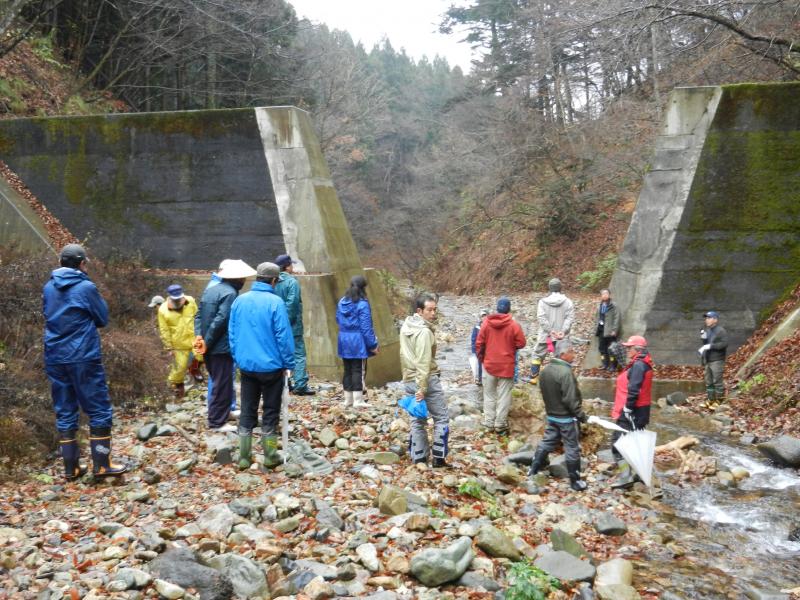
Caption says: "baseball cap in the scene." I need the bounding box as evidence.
[257,262,281,279]
[621,335,648,347]
[60,243,88,264]
[166,284,184,299]
[274,254,295,268]
[704,311,719,319]
[496,297,511,314]
[148,295,165,308]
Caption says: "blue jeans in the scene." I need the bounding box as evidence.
[291,334,309,391]
[46,360,113,432]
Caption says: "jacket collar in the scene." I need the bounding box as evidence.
[251,281,277,294]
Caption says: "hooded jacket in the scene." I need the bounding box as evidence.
[400,313,439,394]
[229,281,295,373]
[613,351,654,418]
[536,292,575,343]
[158,296,198,351]
[195,280,239,355]
[475,313,526,378]
[274,272,304,337]
[43,267,109,365]
[336,297,378,359]
[539,357,586,421]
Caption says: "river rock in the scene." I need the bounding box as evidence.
[137,423,158,441]
[275,516,300,533]
[314,499,344,531]
[150,548,234,600]
[456,571,502,591]
[506,451,535,465]
[405,513,430,532]
[548,455,569,478]
[597,584,641,600]
[410,536,473,587]
[365,451,401,465]
[594,513,628,536]
[115,567,153,589]
[195,504,235,538]
[666,391,687,406]
[497,464,524,485]
[550,528,588,558]
[757,435,800,467]
[318,428,337,447]
[385,555,410,574]
[206,553,268,599]
[535,551,596,582]
[154,579,185,599]
[304,575,335,599]
[476,525,522,560]
[377,485,407,516]
[731,467,750,481]
[356,543,380,571]
[744,586,790,600]
[740,433,758,445]
[789,527,800,542]
[595,558,633,586]
[717,471,735,487]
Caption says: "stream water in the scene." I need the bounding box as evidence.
[433,294,800,599]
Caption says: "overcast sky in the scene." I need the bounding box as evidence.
[289,0,476,72]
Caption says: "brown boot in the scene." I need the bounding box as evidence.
[173,382,185,399]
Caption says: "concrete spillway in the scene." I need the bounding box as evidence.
[610,83,800,365]
[0,106,401,384]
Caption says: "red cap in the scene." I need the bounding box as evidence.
[621,335,648,347]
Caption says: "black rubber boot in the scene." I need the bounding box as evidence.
[600,354,609,371]
[89,428,129,477]
[567,459,587,491]
[527,449,549,477]
[60,430,87,481]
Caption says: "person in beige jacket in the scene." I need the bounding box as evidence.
[400,293,450,468]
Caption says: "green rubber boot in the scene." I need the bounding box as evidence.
[262,434,281,469]
[238,434,253,470]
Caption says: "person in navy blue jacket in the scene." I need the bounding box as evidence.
[336,275,379,408]
[229,262,295,470]
[43,244,127,480]
[470,309,489,384]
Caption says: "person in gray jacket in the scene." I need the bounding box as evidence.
[527,339,588,491]
[530,278,575,383]
[596,289,621,371]
[699,311,728,401]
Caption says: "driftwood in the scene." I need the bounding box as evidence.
[655,435,698,453]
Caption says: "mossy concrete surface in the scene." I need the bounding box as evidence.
[609,83,800,365]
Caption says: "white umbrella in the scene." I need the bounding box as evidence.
[468,355,479,379]
[587,415,628,432]
[281,371,290,464]
[613,428,658,487]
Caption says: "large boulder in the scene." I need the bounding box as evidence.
[410,536,473,587]
[476,525,522,560]
[757,435,800,467]
[594,513,628,536]
[595,558,633,586]
[150,548,234,600]
[550,529,589,559]
[535,550,596,583]
[206,554,268,599]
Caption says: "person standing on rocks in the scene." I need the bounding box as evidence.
[610,335,653,488]
[229,262,295,470]
[699,311,728,402]
[400,293,450,468]
[470,309,489,385]
[43,244,128,480]
[336,275,379,409]
[596,289,621,372]
[530,278,575,384]
[158,284,199,399]
[274,254,315,396]
[195,259,256,432]
[527,340,588,491]
[475,298,526,435]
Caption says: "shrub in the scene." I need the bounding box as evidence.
[505,560,561,600]
[577,254,618,290]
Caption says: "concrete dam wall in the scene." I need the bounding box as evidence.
[0,106,401,384]
[611,83,800,365]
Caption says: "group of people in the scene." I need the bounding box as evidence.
[42,242,728,483]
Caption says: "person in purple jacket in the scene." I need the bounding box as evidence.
[336,275,379,408]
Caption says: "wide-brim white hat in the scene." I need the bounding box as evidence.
[217,259,257,279]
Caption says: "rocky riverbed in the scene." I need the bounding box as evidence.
[1,293,798,600]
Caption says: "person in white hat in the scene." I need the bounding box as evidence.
[194,259,256,431]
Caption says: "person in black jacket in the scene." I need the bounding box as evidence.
[699,311,728,401]
[596,289,621,371]
[527,340,588,491]
[195,259,256,431]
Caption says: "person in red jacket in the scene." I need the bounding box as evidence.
[475,297,526,435]
[610,334,653,488]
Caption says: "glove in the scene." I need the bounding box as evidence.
[578,413,588,424]
[623,407,635,426]
[698,344,710,355]
[193,335,207,356]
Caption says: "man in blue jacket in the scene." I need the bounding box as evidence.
[229,262,295,469]
[43,244,127,480]
[274,254,314,396]
[195,259,256,431]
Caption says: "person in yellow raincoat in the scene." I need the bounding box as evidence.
[158,284,198,397]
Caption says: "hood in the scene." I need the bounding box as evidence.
[486,313,513,329]
[542,292,567,307]
[338,297,358,317]
[401,313,432,336]
[50,267,88,290]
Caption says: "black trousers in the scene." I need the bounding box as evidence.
[598,335,617,358]
[537,419,582,463]
[612,405,651,460]
[206,353,234,428]
[239,369,284,434]
[342,358,366,392]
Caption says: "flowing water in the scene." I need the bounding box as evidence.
[434,294,800,599]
